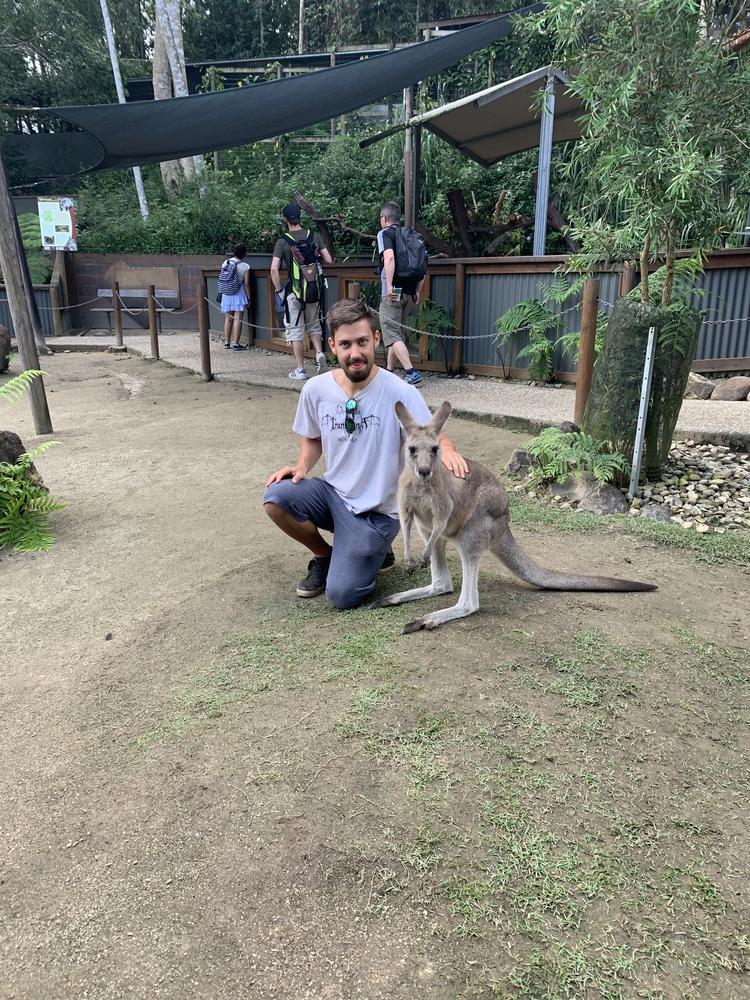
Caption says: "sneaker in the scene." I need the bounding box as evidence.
[379,547,395,573]
[296,556,330,598]
[315,352,327,375]
[223,342,231,349]
[232,343,248,351]
[289,368,308,381]
[403,369,422,385]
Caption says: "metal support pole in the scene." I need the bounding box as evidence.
[411,123,422,229]
[574,278,599,425]
[147,285,159,360]
[627,325,657,499]
[532,73,556,258]
[113,280,123,347]
[451,262,466,375]
[403,86,414,228]
[0,154,52,433]
[197,282,212,382]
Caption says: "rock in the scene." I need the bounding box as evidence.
[639,502,672,522]
[549,472,596,503]
[711,376,750,401]
[558,420,580,433]
[577,481,630,515]
[696,523,711,533]
[0,324,9,373]
[683,371,716,400]
[505,448,537,476]
[0,430,45,488]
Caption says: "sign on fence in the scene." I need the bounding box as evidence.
[37,197,77,251]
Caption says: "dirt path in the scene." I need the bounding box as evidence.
[2,354,748,1000]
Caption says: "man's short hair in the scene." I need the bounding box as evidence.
[233,242,247,259]
[379,201,401,224]
[326,298,379,340]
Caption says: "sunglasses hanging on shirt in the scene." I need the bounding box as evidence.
[344,398,358,434]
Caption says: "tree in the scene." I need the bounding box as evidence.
[525,0,750,474]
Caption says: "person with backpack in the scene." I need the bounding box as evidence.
[218,242,251,350]
[377,201,428,386]
[271,204,333,380]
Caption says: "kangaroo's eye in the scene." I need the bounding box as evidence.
[431,446,439,455]
[408,446,417,456]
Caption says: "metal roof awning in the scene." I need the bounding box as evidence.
[411,66,583,167]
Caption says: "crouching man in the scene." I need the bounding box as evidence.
[263,298,467,609]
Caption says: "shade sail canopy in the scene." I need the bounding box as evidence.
[2,3,540,182]
[413,66,583,166]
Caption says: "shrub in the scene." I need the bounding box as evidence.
[526,426,630,485]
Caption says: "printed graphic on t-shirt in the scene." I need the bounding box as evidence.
[321,403,382,442]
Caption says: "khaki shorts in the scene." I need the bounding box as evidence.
[284,292,322,344]
[379,294,414,348]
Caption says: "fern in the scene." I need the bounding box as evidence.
[1,370,63,552]
[0,370,45,403]
[526,427,630,486]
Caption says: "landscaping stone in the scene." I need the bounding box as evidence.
[505,448,537,476]
[577,482,630,515]
[711,376,750,401]
[683,371,716,400]
[0,324,9,374]
[558,420,580,433]
[639,502,672,522]
[0,430,45,488]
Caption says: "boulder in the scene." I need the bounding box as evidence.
[0,324,10,374]
[549,471,595,503]
[711,376,750,401]
[0,430,45,488]
[639,502,672,523]
[558,420,580,433]
[577,481,630,515]
[505,448,537,476]
[683,372,716,400]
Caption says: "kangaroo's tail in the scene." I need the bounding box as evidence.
[491,526,657,592]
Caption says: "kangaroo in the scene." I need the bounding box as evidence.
[372,401,656,634]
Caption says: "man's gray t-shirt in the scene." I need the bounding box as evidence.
[292,369,432,517]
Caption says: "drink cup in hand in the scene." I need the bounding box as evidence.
[390,286,402,303]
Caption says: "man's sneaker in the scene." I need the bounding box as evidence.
[233,343,248,351]
[315,351,327,375]
[223,342,231,349]
[296,556,330,598]
[379,547,395,573]
[403,369,422,385]
[289,368,308,381]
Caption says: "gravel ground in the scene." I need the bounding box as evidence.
[44,331,750,445]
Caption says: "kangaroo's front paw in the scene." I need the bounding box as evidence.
[404,558,417,575]
[419,549,431,568]
[402,617,427,634]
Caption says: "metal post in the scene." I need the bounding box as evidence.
[147,284,159,360]
[451,262,466,374]
[627,326,657,499]
[532,73,556,257]
[197,281,212,382]
[113,280,123,347]
[411,123,422,229]
[0,154,52,433]
[574,278,599,425]
[403,86,414,228]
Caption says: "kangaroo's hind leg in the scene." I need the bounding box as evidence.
[369,538,453,608]
[402,538,482,633]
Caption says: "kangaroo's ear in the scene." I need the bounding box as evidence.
[395,401,418,432]
[429,401,452,435]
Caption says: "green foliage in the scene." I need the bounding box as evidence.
[16,214,52,284]
[526,427,630,485]
[0,370,62,552]
[415,299,455,374]
[495,276,604,381]
[525,0,750,301]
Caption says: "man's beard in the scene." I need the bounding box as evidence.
[342,357,373,382]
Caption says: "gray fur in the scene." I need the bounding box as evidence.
[374,401,656,634]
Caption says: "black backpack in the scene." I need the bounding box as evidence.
[392,226,428,285]
[283,230,321,304]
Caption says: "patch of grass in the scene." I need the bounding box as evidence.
[509,496,750,567]
[335,686,387,738]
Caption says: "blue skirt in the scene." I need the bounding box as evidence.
[221,290,248,313]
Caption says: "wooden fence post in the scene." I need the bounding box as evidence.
[574,277,599,426]
[451,262,466,374]
[113,280,123,347]
[197,281,212,382]
[49,282,64,338]
[147,284,159,360]
[619,263,636,298]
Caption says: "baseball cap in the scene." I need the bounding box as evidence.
[282,203,302,221]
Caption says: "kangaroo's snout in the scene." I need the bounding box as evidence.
[417,467,433,480]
